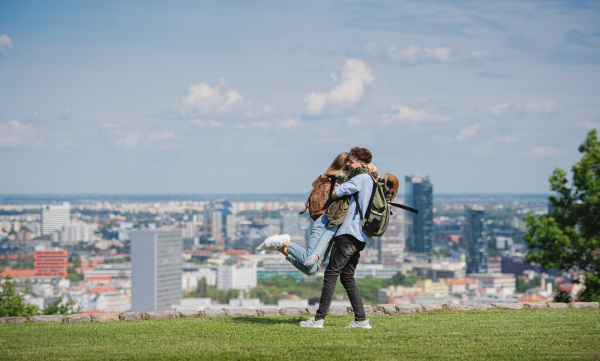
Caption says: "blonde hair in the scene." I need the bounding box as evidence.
[323,152,349,177]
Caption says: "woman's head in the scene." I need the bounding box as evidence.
[323,152,349,176]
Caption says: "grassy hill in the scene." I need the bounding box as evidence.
[2,309,599,360]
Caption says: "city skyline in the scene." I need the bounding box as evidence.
[1,1,599,194]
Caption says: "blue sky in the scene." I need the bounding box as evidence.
[0,0,599,194]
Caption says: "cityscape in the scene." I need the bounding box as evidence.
[0,178,559,314]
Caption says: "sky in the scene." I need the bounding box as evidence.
[0,0,599,194]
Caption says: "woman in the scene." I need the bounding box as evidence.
[257,152,377,275]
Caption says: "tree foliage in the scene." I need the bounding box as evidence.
[524,129,600,301]
[0,276,40,317]
[43,297,81,315]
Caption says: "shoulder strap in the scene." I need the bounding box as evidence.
[353,176,377,220]
[390,202,419,214]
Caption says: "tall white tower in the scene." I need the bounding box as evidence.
[131,231,182,312]
[41,202,71,235]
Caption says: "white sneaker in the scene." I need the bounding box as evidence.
[299,317,324,328]
[345,320,372,329]
[256,234,290,252]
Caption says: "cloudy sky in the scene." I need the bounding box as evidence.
[1,1,599,194]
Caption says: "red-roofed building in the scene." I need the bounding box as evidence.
[225,249,251,255]
[0,268,38,278]
[89,286,116,294]
[34,249,67,278]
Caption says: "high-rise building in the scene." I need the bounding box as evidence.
[131,231,182,312]
[465,207,487,274]
[41,202,71,235]
[34,249,67,278]
[405,174,433,254]
[217,263,257,291]
[380,210,404,268]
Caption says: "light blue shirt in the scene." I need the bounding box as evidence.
[333,173,374,243]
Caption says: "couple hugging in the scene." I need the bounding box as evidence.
[257,147,398,329]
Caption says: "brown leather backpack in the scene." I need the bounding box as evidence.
[299,175,336,221]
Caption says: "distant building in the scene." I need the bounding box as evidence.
[217,263,257,291]
[131,231,182,312]
[34,249,67,278]
[465,207,487,274]
[41,202,71,235]
[379,211,404,268]
[405,174,433,254]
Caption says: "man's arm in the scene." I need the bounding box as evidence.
[331,176,362,201]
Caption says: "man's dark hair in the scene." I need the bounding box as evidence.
[350,147,372,164]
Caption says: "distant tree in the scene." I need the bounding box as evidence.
[553,287,572,303]
[0,276,40,317]
[66,266,84,283]
[515,277,538,294]
[1,251,9,267]
[68,252,82,268]
[43,297,81,315]
[15,254,34,270]
[195,277,208,297]
[524,129,600,301]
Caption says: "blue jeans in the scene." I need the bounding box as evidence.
[286,214,338,275]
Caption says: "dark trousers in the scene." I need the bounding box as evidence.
[315,234,366,322]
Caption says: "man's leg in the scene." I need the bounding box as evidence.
[339,237,366,322]
[315,235,357,321]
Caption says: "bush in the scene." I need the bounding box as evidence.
[0,276,40,317]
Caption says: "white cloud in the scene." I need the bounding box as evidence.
[115,133,140,150]
[174,80,250,117]
[189,119,223,128]
[0,34,12,57]
[498,136,518,144]
[524,146,563,157]
[577,122,599,130]
[363,42,493,64]
[237,121,272,130]
[147,131,174,141]
[490,101,558,115]
[456,123,480,142]
[102,122,120,129]
[277,118,299,129]
[346,117,361,126]
[382,105,449,125]
[0,120,36,148]
[304,58,374,116]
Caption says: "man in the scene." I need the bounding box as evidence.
[300,146,374,329]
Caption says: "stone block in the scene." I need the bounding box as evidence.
[0,317,27,324]
[227,309,257,317]
[120,312,143,321]
[179,310,200,318]
[91,313,120,322]
[63,314,91,323]
[397,304,421,314]
[445,304,490,311]
[280,307,308,316]
[524,302,548,310]
[548,302,568,309]
[376,304,398,315]
[204,309,227,318]
[364,305,385,316]
[569,302,599,309]
[29,315,63,323]
[257,308,281,317]
[327,306,350,316]
[420,304,444,312]
[306,306,318,315]
[145,311,180,320]
[491,303,523,310]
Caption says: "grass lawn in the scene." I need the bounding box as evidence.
[1,309,599,360]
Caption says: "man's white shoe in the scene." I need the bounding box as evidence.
[345,320,372,329]
[256,234,290,252]
[299,317,324,328]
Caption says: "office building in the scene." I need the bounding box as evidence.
[465,207,487,274]
[42,202,71,235]
[379,210,404,268]
[405,174,433,254]
[34,249,67,278]
[131,231,182,312]
[217,263,257,291]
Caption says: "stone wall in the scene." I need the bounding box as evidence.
[1,302,598,324]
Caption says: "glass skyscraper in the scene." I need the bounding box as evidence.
[465,207,487,274]
[405,174,433,254]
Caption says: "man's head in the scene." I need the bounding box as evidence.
[347,147,373,170]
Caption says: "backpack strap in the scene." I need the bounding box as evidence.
[354,176,377,220]
[390,202,419,214]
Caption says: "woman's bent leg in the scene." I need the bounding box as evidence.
[286,215,337,274]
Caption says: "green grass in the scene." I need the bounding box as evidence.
[1,310,599,360]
